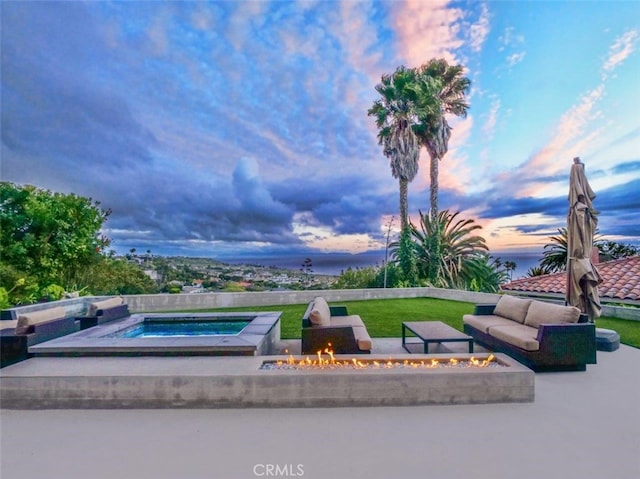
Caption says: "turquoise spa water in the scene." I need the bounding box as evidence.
[110,320,250,338]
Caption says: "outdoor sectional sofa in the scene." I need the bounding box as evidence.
[0,296,130,367]
[0,306,78,367]
[463,295,597,372]
[301,297,372,354]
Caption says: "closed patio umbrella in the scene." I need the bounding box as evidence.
[566,157,602,321]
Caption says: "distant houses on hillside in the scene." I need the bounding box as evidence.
[131,255,336,292]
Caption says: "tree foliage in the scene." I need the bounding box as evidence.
[540,228,569,273]
[0,182,156,306]
[368,60,470,229]
[1,182,110,287]
[413,59,471,217]
[388,209,502,292]
[333,263,406,290]
[540,228,639,275]
[333,266,380,289]
[368,66,433,230]
[410,210,489,288]
[597,241,638,262]
[393,228,419,286]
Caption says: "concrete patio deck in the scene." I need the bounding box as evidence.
[1,339,639,479]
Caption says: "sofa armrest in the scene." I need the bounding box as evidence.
[537,323,596,364]
[473,304,496,315]
[301,325,357,354]
[26,316,79,346]
[329,306,349,317]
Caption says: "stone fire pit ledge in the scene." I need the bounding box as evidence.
[0,353,534,409]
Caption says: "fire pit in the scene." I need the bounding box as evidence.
[0,352,534,409]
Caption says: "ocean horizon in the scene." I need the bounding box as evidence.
[224,250,544,281]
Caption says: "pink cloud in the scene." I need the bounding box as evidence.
[437,115,474,192]
[482,97,501,139]
[532,85,603,167]
[512,30,636,194]
[392,0,464,66]
[603,30,638,74]
[506,51,526,67]
[330,0,385,82]
[507,84,605,197]
[469,3,490,52]
[226,1,266,51]
[412,115,474,197]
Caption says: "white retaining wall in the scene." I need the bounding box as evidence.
[122,287,502,313]
[3,288,637,321]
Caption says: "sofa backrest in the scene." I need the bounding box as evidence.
[494,295,532,324]
[86,296,124,316]
[15,307,67,335]
[524,300,581,329]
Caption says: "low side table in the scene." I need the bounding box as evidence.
[402,321,474,354]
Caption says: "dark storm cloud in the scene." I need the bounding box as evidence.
[478,177,639,223]
[271,174,397,235]
[611,160,640,175]
[1,0,157,190]
[596,178,640,215]
[0,2,301,251]
[101,158,298,247]
[481,195,567,219]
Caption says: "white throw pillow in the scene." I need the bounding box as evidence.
[309,297,331,326]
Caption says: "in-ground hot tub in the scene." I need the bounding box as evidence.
[29,312,281,357]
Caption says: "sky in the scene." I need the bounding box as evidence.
[2,0,639,265]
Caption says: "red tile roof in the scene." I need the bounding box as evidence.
[502,255,640,301]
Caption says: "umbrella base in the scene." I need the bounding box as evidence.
[596,328,620,352]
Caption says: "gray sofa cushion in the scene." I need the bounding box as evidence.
[462,314,518,333]
[489,324,540,351]
[493,295,532,324]
[352,326,372,351]
[330,315,366,328]
[87,296,124,316]
[524,301,581,329]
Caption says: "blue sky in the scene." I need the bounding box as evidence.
[2,0,639,263]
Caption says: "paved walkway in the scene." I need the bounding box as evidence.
[1,341,639,479]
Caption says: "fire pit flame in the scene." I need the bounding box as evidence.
[272,347,496,370]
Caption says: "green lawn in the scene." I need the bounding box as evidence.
[596,317,640,348]
[203,297,640,349]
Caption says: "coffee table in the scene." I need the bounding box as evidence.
[402,321,474,354]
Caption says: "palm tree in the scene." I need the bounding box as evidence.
[459,254,508,293]
[408,209,489,289]
[526,266,548,277]
[541,228,568,273]
[414,59,471,218]
[504,260,517,281]
[541,228,635,273]
[368,66,439,231]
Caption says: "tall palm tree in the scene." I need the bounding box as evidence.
[368,66,439,231]
[414,59,471,218]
